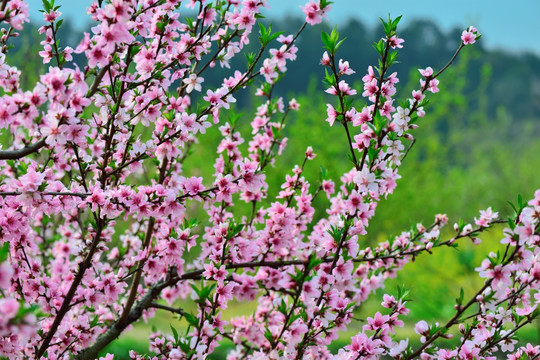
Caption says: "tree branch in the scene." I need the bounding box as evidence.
[0,138,47,160]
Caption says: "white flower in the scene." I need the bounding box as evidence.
[353,169,378,194]
[183,73,204,93]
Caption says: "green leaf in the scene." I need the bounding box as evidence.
[199,283,216,301]
[456,288,464,306]
[245,52,256,68]
[170,324,179,343]
[335,38,346,52]
[327,224,342,241]
[258,22,267,44]
[321,31,331,50]
[373,39,385,56]
[90,316,100,328]
[396,285,411,301]
[367,146,379,162]
[233,223,244,234]
[42,0,52,12]
[507,200,517,214]
[264,327,273,343]
[307,256,323,270]
[277,299,287,315]
[517,194,524,210]
[288,313,302,326]
[387,50,399,66]
[321,26,343,55]
[271,126,280,139]
[379,17,390,36]
[190,283,202,298]
[179,338,191,352]
[267,31,284,44]
[0,243,9,263]
[184,312,199,327]
[228,112,242,127]
[330,26,339,43]
[323,68,335,86]
[319,166,328,180]
[391,15,403,31]
[183,218,198,229]
[258,22,280,46]
[319,0,333,8]
[507,218,516,230]
[457,218,465,233]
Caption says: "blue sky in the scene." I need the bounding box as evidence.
[25,0,540,54]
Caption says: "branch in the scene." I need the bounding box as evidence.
[87,63,111,98]
[36,219,105,358]
[0,191,90,197]
[0,138,47,160]
[75,276,176,360]
[150,302,185,316]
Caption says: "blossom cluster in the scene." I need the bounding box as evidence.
[0,1,538,360]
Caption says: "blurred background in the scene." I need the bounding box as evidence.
[12,0,540,357]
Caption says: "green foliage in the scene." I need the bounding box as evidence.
[258,22,284,47]
[321,27,345,55]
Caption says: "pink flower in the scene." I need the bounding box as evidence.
[326,104,339,126]
[362,78,378,98]
[0,263,13,289]
[39,44,53,63]
[362,65,376,83]
[461,30,476,45]
[43,10,60,23]
[381,294,396,308]
[437,349,458,359]
[87,188,107,212]
[320,51,331,66]
[363,312,389,331]
[203,263,227,286]
[475,207,499,227]
[385,35,404,49]
[353,125,374,149]
[419,67,434,77]
[389,339,408,357]
[287,99,299,111]
[301,1,330,26]
[99,22,135,49]
[305,146,316,160]
[421,78,440,93]
[18,167,45,192]
[415,320,429,337]
[338,59,355,75]
[182,176,205,195]
[0,298,20,320]
[353,106,372,126]
[337,80,357,96]
[322,180,335,198]
[87,45,108,68]
[412,89,425,102]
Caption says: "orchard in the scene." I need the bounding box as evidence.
[0,0,538,359]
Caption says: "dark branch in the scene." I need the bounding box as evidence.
[0,138,47,160]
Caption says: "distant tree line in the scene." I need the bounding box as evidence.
[9,15,540,120]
